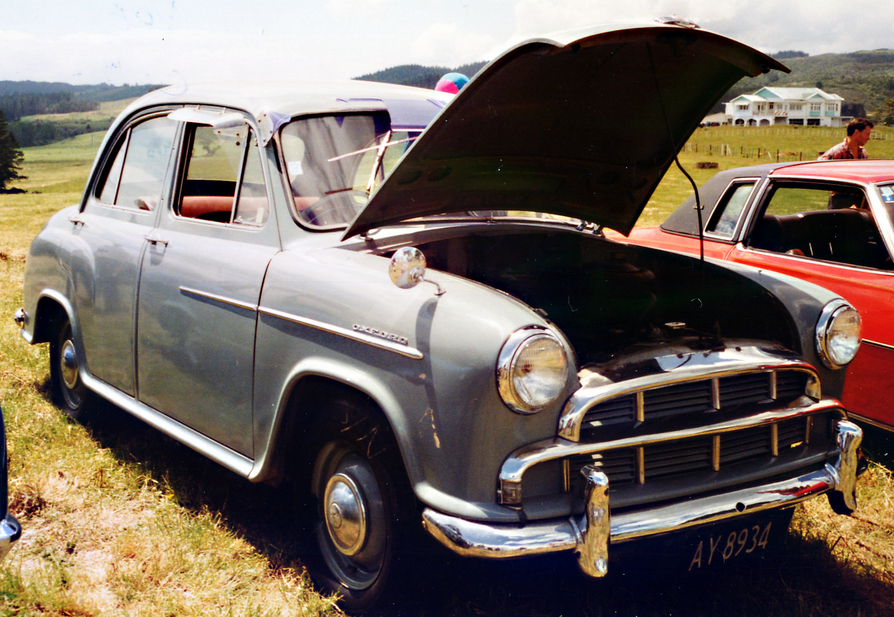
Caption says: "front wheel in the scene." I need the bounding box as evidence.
[49,317,94,421]
[298,397,411,612]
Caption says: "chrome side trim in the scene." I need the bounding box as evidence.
[559,345,817,442]
[422,420,861,577]
[259,306,424,360]
[846,411,894,432]
[502,398,841,501]
[80,369,256,478]
[863,338,894,351]
[180,286,259,312]
[177,287,423,360]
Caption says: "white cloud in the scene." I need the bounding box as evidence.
[2,1,893,85]
[409,22,503,67]
[326,0,390,15]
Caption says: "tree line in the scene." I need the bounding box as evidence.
[0,91,98,122]
[0,110,24,191]
[0,92,107,148]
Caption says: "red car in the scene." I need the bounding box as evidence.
[620,160,894,433]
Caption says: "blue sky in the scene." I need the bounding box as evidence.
[2,0,892,86]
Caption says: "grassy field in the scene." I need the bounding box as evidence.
[640,124,894,226]
[1,126,893,616]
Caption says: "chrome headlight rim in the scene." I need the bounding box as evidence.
[815,298,861,370]
[497,327,570,415]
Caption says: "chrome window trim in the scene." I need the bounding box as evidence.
[703,177,762,241]
[716,175,771,242]
[745,176,894,265]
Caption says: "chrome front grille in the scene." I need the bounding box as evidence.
[569,416,811,490]
[580,370,808,434]
[501,346,834,509]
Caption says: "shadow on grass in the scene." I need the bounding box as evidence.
[860,424,894,468]
[75,399,894,617]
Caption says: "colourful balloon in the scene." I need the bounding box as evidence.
[435,72,469,94]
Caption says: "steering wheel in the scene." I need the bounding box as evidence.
[302,190,368,226]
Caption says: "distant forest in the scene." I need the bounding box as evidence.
[0,92,98,122]
[1,82,161,147]
[356,61,487,89]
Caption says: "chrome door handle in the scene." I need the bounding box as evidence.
[145,234,169,246]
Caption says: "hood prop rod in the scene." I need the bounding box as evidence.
[647,43,711,346]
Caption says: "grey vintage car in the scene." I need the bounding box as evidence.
[16,21,863,610]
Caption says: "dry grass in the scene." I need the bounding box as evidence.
[1,127,893,616]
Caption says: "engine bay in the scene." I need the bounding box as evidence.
[410,225,798,365]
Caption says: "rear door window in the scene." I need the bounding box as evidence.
[97,116,178,211]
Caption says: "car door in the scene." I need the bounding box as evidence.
[136,120,280,456]
[69,114,178,396]
[731,180,894,431]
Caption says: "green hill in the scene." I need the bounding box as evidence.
[721,49,894,117]
[361,52,894,122]
[355,62,487,89]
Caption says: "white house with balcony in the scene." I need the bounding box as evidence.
[724,87,845,127]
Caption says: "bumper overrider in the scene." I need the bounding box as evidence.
[422,345,862,578]
[423,417,860,577]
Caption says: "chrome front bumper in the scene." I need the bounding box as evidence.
[0,514,21,561]
[422,420,862,578]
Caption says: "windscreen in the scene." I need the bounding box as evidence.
[280,113,421,228]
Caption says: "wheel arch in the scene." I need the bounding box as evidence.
[250,365,414,491]
[30,291,76,345]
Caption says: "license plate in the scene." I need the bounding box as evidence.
[687,519,774,571]
[609,509,793,576]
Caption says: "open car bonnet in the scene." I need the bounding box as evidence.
[344,21,787,239]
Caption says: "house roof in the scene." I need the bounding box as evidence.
[727,86,844,104]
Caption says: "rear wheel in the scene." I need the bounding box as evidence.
[298,396,412,612]
[49,317,94,421]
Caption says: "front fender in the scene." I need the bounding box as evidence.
[251,246,576,517]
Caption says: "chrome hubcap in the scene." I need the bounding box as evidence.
[324,473,367,556]
[60,340,79,390]
[314,447,389,591]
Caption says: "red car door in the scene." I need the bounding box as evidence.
[730,245,894,431]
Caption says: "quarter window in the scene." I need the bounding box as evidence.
[706,181,756,238]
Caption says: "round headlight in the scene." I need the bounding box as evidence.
[816,299,861,369]
[497,329,570,414]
